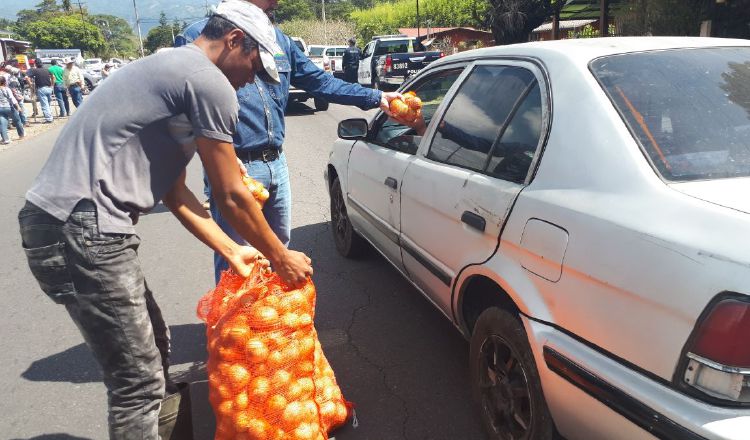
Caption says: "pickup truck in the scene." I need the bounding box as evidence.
[357,35,443,90]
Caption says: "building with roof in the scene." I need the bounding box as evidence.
[398,27,495,53]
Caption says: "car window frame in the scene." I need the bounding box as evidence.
[420,58,552,186]
[365,62,472,154]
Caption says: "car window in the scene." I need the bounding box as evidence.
[374,40,413,56]
[372,68,464,154]
[427,65,537,173]
[592,47,750,181]
[309,47,325,56]
[487,83,543,183]
[363,43,374,58]
[325,48,335,56]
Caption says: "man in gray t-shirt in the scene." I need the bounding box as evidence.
[17,2,313,438]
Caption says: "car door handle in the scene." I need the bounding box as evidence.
[461,211,486,233]
[384,177,398,190]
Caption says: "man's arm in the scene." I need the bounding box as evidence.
[286,34,382,110]
[197,137,313,287]
[163,170,268,277]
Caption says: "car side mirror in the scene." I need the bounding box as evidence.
[338,118,369,140]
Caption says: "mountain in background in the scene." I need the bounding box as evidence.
[2,0,213,32]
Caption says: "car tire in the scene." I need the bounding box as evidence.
[330,177,367,258]
[84,79,93,95]
[314,98,329,111]
[470,307,555,440]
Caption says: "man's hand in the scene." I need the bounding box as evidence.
[272,250,313,288]
[226,245,270,278]
[379,91,403,117]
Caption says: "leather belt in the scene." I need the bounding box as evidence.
[236,146,283,163]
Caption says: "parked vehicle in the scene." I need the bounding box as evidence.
[358,34,442,90]
[326,37,750,440]
[288,37,328,111]
[84,57,104,73]
[308,45,348,78]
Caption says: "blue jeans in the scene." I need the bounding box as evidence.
[209,152,291,283]
[18,200,172,439]
[0,107,11,142]
[37,86,54,122]
[69,85,83,108]
[54,83,70,116]
[14,105,26,128]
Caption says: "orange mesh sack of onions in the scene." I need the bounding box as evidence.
[196,265,355,440]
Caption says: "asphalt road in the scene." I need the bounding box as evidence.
[0,99,486,440]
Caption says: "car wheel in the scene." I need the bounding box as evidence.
[84,79,93,95]
[314,98,329,111]
[470,308,555,440]
[330,177,367,258]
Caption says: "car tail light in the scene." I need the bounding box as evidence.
[439,52,445,58]
[385,55,392,73]
[682,297,750,402]
[331,59,336,71]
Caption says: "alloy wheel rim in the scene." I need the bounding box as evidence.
[478,335,533,440]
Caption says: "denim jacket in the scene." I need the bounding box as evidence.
[177,21,382,152]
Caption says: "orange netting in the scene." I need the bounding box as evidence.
[197,268,353,440]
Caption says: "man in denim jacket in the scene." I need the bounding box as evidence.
[178,0,400,282]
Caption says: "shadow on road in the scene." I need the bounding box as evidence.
[21,323,208,384]
[285,101,316,116]
[9,435,93,440]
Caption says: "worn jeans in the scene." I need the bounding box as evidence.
[209,152,291,283]
[36,86,54,122]
[0,107,11,142]
[18,200,171,440]
[69,85,83,108]
[54,83,70,116]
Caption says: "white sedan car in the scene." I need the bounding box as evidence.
[325,37,750,440]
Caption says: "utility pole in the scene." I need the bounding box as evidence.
[416,0,421,39]
[132,0,145,57]
[322,0,327,45]
[599,0,610,37]
[76,0,88,51]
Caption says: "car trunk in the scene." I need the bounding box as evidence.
[670,177,750,215]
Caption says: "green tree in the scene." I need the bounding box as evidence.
[21,14,106,55]
[485,0,554,45]
[144,12,175,54]
[276,0,316,22]
[62,0,72,12]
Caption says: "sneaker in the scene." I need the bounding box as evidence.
[1,140,10,145]
[202,199,210,210]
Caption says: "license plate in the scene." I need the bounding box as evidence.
[392,62,407,70]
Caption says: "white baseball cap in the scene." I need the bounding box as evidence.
[214,0,283,83]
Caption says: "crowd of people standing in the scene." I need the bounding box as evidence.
[0,57,87,145]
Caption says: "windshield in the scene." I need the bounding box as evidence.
[592,47,750,181]
[308,47,324,56]
[293,40,305,52]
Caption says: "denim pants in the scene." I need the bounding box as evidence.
[18,200,171,440]
[36,86,54,122]
[54,83,70,116]
[209,152,291,283]
[14,105,27,128]
[0,107,11,142]
[69,85,83,108]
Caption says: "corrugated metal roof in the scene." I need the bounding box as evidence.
[533,19,597,33]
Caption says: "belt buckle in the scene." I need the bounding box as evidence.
[262,149,275,162]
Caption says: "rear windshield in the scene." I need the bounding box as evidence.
[374,39,426,56]
[308,47,324,56]
[591,47,750,181]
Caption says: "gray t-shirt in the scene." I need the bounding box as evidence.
[27,45,239,234]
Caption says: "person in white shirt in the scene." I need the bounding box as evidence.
[62,58,84,107]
